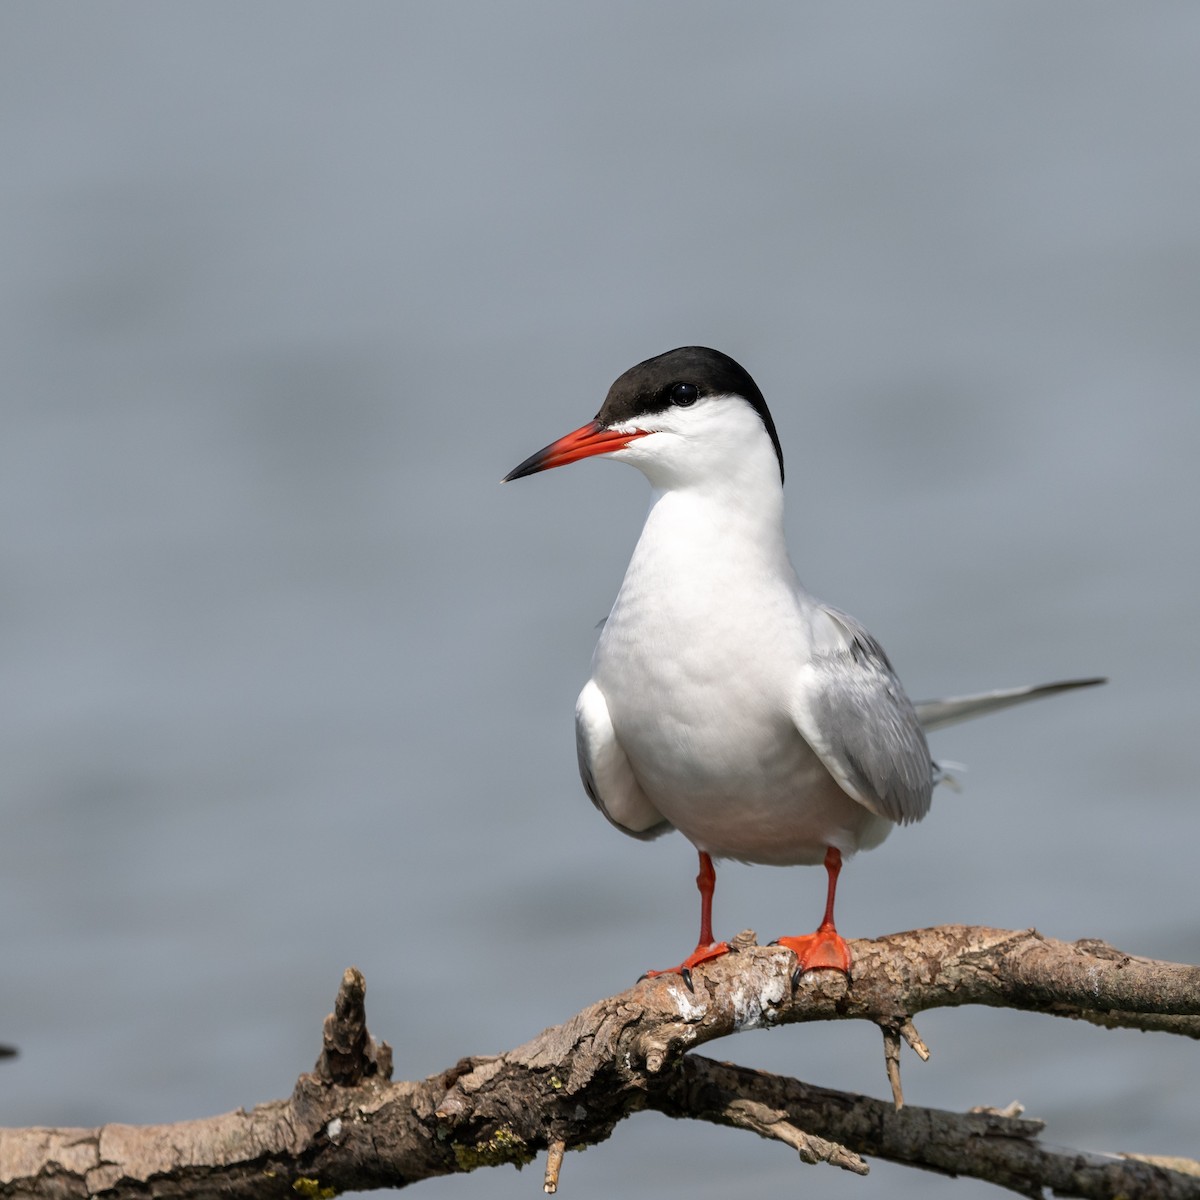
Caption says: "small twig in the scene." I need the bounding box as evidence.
[721,1099,868,1174]
[879,1016,927,1107]
[881,1024,905,1108]
[971,1101,1027,1119]
[543,1139,565,1194]
[900,1017,930,1060]
[314,967,393,1086]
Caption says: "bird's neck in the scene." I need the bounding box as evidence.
[629,474,794,589]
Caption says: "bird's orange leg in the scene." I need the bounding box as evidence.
[775,847,853,982]
[642,850,731,991]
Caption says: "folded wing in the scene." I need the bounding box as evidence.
[790,607,934,826]
[575,679,672,839]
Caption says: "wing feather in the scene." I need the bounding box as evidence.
[790,607,933,825]
[575,679,672,840]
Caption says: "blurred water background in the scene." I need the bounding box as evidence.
[1,5,1198,1197]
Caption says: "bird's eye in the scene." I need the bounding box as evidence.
[670,383,699,407]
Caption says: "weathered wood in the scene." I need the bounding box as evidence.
[2,926,1198,1199]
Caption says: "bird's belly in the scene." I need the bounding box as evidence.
[606,692,891,867]
[593,576,892,865]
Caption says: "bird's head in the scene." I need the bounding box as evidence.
[503,346,784,492]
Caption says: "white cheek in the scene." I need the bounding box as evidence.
[605,398,778,489]
[612,431,684,475]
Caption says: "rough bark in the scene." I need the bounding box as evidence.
[2,925,1198,1199]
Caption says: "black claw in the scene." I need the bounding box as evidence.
[636,971,649,982]
[680,968,695,993]
[789,963,853,990]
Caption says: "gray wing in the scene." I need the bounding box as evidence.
[915,678,1106,731]
[575,679,672,840]
[790,606,933,825]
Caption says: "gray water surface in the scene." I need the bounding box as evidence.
[2,6,1198,1198]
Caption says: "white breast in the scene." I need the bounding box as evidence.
[589,483,891,866]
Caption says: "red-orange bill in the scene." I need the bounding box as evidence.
[503,420,648,482]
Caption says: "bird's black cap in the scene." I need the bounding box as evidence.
[597,346,784,481]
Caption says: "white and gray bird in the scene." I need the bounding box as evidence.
[505,346,1102,987]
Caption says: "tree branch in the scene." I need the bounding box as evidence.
[2,926,1197,1199]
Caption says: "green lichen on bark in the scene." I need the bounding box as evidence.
[292,1177,337,1199]
[451,1126,535,1172]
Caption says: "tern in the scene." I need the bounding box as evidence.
[505,346,1103,987]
